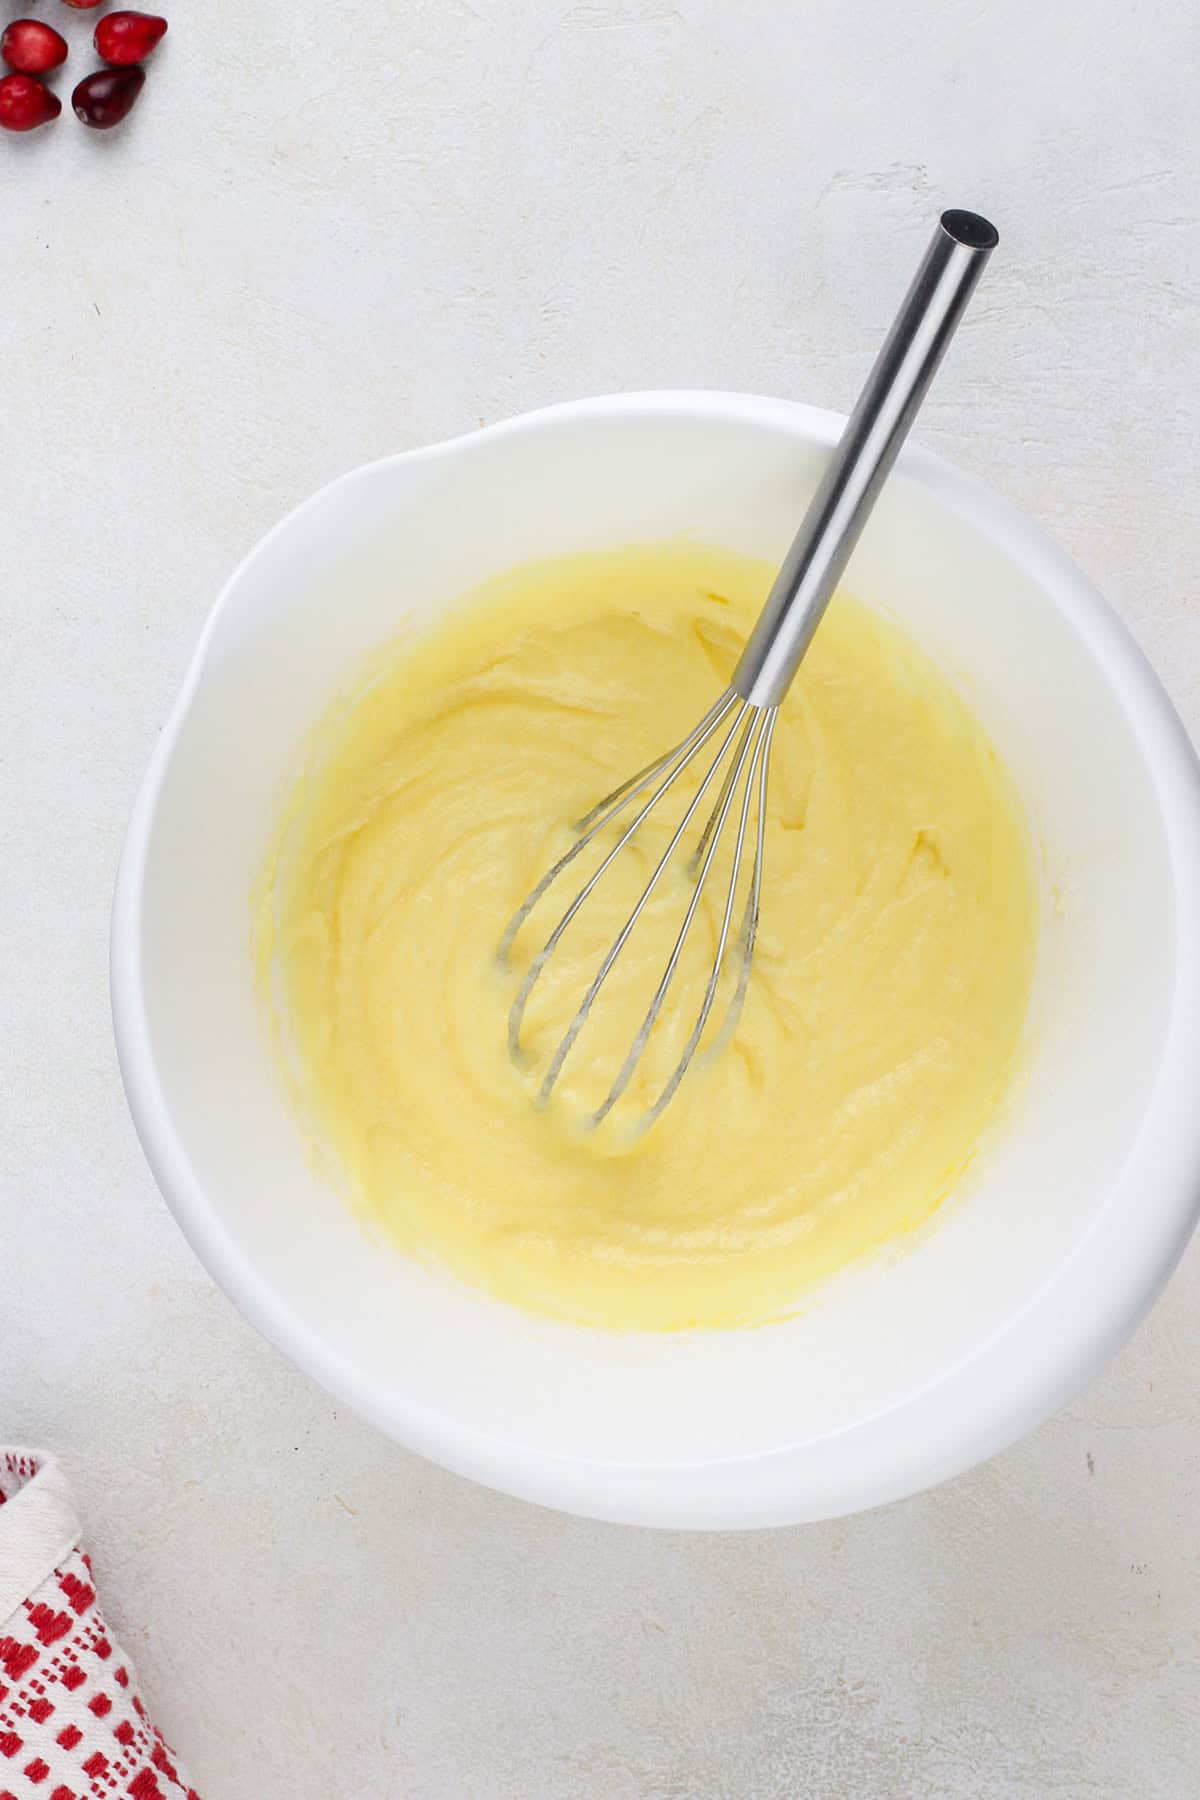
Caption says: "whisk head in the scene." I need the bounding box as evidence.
[498,687,778,1134]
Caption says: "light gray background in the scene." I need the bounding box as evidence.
[3,1,1199,1795]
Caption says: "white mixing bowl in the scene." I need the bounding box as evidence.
[111,392,1200,1528]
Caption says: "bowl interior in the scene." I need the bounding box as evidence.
[124,399,1180,1519]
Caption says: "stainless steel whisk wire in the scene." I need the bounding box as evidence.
[499,210,999,1130]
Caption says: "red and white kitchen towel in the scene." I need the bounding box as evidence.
[0,1448,198,1800]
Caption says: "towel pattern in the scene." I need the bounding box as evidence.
[0,1449,198,1800]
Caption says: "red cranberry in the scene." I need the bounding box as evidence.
[72,63,144,128]
[62,1,105,9]
[95,11,167,66]
[1,20,69,74]
[0,72,62,130]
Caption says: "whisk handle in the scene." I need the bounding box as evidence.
[732,209,998,709]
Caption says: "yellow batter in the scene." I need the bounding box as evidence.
[256,544,1036,1331]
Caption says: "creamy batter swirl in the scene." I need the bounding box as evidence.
[256,544,1035,1331]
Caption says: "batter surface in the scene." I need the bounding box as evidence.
[256,544,1036,1331]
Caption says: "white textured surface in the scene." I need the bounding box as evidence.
[2,0,1199,1793]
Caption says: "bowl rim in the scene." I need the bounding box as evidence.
[110,389,1200,1527]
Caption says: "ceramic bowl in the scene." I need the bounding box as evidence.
[111,392,1200,1527]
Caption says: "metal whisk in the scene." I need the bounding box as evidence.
[500,209,999,1130]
